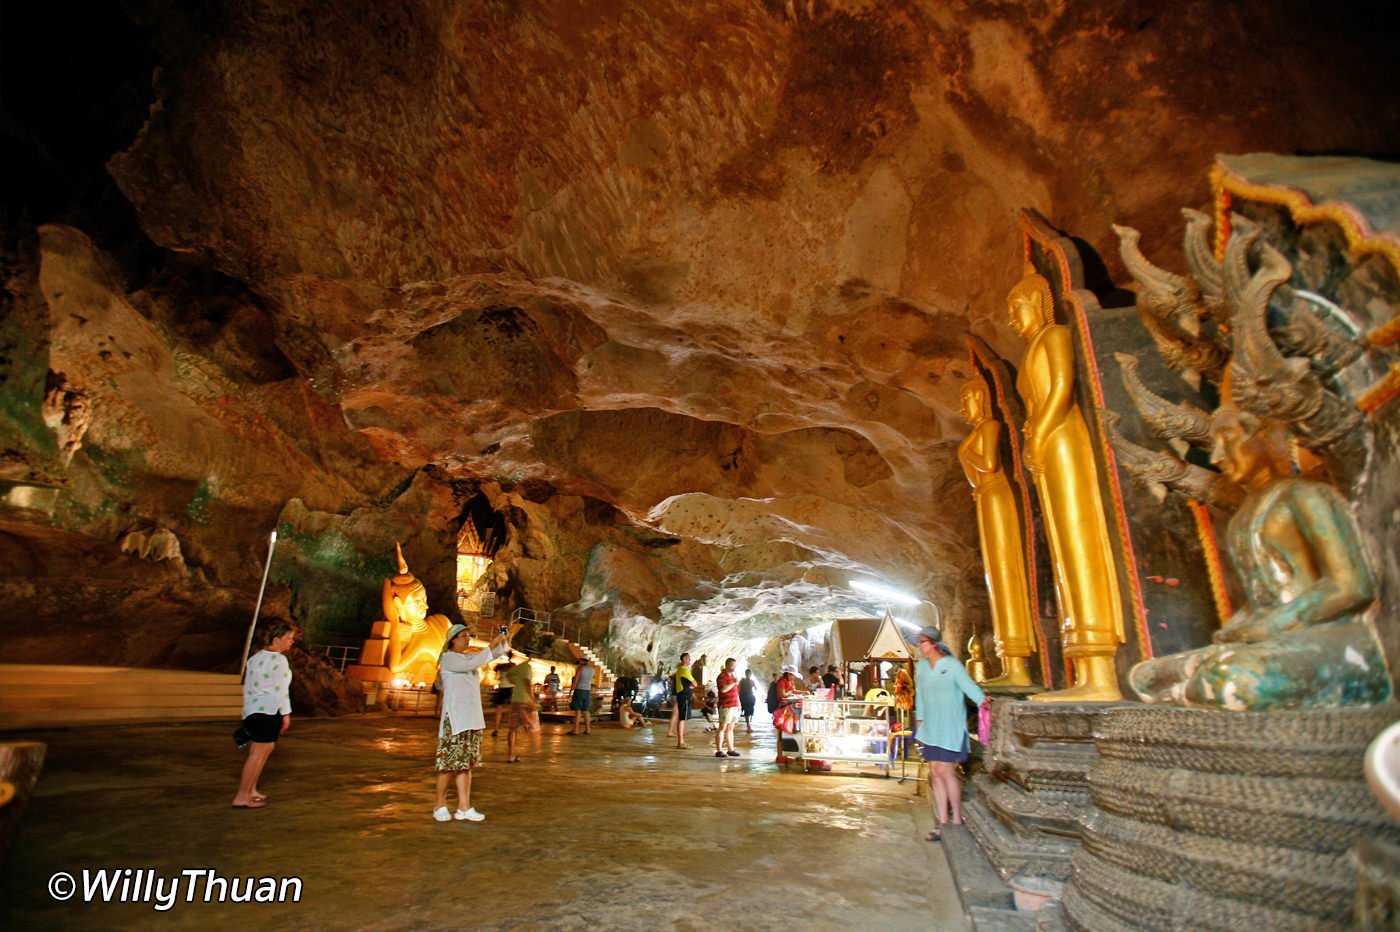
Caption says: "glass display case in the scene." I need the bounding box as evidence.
[793,697,895,774]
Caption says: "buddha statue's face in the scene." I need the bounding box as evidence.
[1211,410,1287,491]
[394,586,429,624]
[960,383,989,424]
[1008,286,1043,338]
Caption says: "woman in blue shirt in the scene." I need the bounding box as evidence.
[911,625,988,841]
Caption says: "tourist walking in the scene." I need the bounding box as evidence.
[489,662,512,736]
[433,625,510,822]
[232,623,297,808]
[715,658,741,757]
[673,651,696,749]
[739,668,757,733]
[570,657,595,734]
[910,625,988,841]
[504,655,537,763]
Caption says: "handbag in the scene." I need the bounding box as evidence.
[232,724,251,749]
[772,704,796,734]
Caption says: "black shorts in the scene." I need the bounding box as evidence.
[243,713,283,744]
[740,697,756,716]
[492,686,513,707]
[675,692,692,719]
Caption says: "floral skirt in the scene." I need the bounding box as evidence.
[436,715,483,772]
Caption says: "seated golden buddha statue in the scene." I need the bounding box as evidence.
[1129,406,1390,709]
[1008,268,1125,701]
[959,376,1038,686]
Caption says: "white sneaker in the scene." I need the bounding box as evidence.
[432,806,452,822]
[455,807,485,822]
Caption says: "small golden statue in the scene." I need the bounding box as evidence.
[959,376,1037,686]
[966,634,990,683]
[347,543,452,686]
[1008,267,1125,702]
[1129,407,1389,709]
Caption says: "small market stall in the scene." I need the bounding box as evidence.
[783,613,917,774]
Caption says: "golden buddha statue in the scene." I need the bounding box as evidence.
[966,634,990,683]
[1008,267,1125,702]
[1129,407,1389,709]
[958,376,1037,686]
[383,544,452,685]
[348,543,452,687]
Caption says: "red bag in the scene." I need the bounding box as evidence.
[977,703,992,745]
[772,705,796,734]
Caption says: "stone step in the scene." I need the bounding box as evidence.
[0,664,242,730]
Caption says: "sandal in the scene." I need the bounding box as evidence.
[925,830,941,842]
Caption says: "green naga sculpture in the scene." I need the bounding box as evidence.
[1119,217,1392,711]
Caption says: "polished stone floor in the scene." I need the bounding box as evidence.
[2,713,966,930]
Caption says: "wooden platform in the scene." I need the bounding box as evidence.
[0,664,242,730]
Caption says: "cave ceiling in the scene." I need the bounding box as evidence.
[2,0,1398,669]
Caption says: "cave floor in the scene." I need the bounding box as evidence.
[2,712,966,931]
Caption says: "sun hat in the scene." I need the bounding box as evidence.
[443,623,470,649]
[780,664,796,674]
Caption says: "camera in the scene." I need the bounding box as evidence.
[496,625,509,636]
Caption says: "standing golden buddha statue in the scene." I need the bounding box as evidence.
[1008,267,1125,701]
[958,376,1037,686]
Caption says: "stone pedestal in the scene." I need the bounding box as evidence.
[964,699,1111,883]
[1062,704,1400,932]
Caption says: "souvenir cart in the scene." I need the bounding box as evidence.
[790,693,896,774]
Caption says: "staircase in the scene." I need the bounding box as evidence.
[504,607,616,685]
[0,664,243,730]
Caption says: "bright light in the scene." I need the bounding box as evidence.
[270,530,278,543]
[891,617,921,631]
[850,579,922,606]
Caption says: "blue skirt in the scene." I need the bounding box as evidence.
[918,733,969,763]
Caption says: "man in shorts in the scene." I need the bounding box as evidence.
[714,657,741,758]
[570,657,595,735]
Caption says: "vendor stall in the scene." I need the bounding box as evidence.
[790,694,895,774]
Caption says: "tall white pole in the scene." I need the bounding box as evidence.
[241,530,278,680]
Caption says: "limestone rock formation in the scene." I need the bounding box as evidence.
[2,1,1397,675]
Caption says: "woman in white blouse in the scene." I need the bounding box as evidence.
[232,624,297,808]
[434,623,511,822]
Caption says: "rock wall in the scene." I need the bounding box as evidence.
[3,0,1398,678]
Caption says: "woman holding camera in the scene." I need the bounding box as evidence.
[434,623,510,822]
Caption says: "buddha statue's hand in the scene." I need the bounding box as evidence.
[1212,609,1275,644]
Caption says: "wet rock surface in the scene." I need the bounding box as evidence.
[1,716,961,930]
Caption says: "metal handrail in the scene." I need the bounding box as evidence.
[315,644,360,673]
